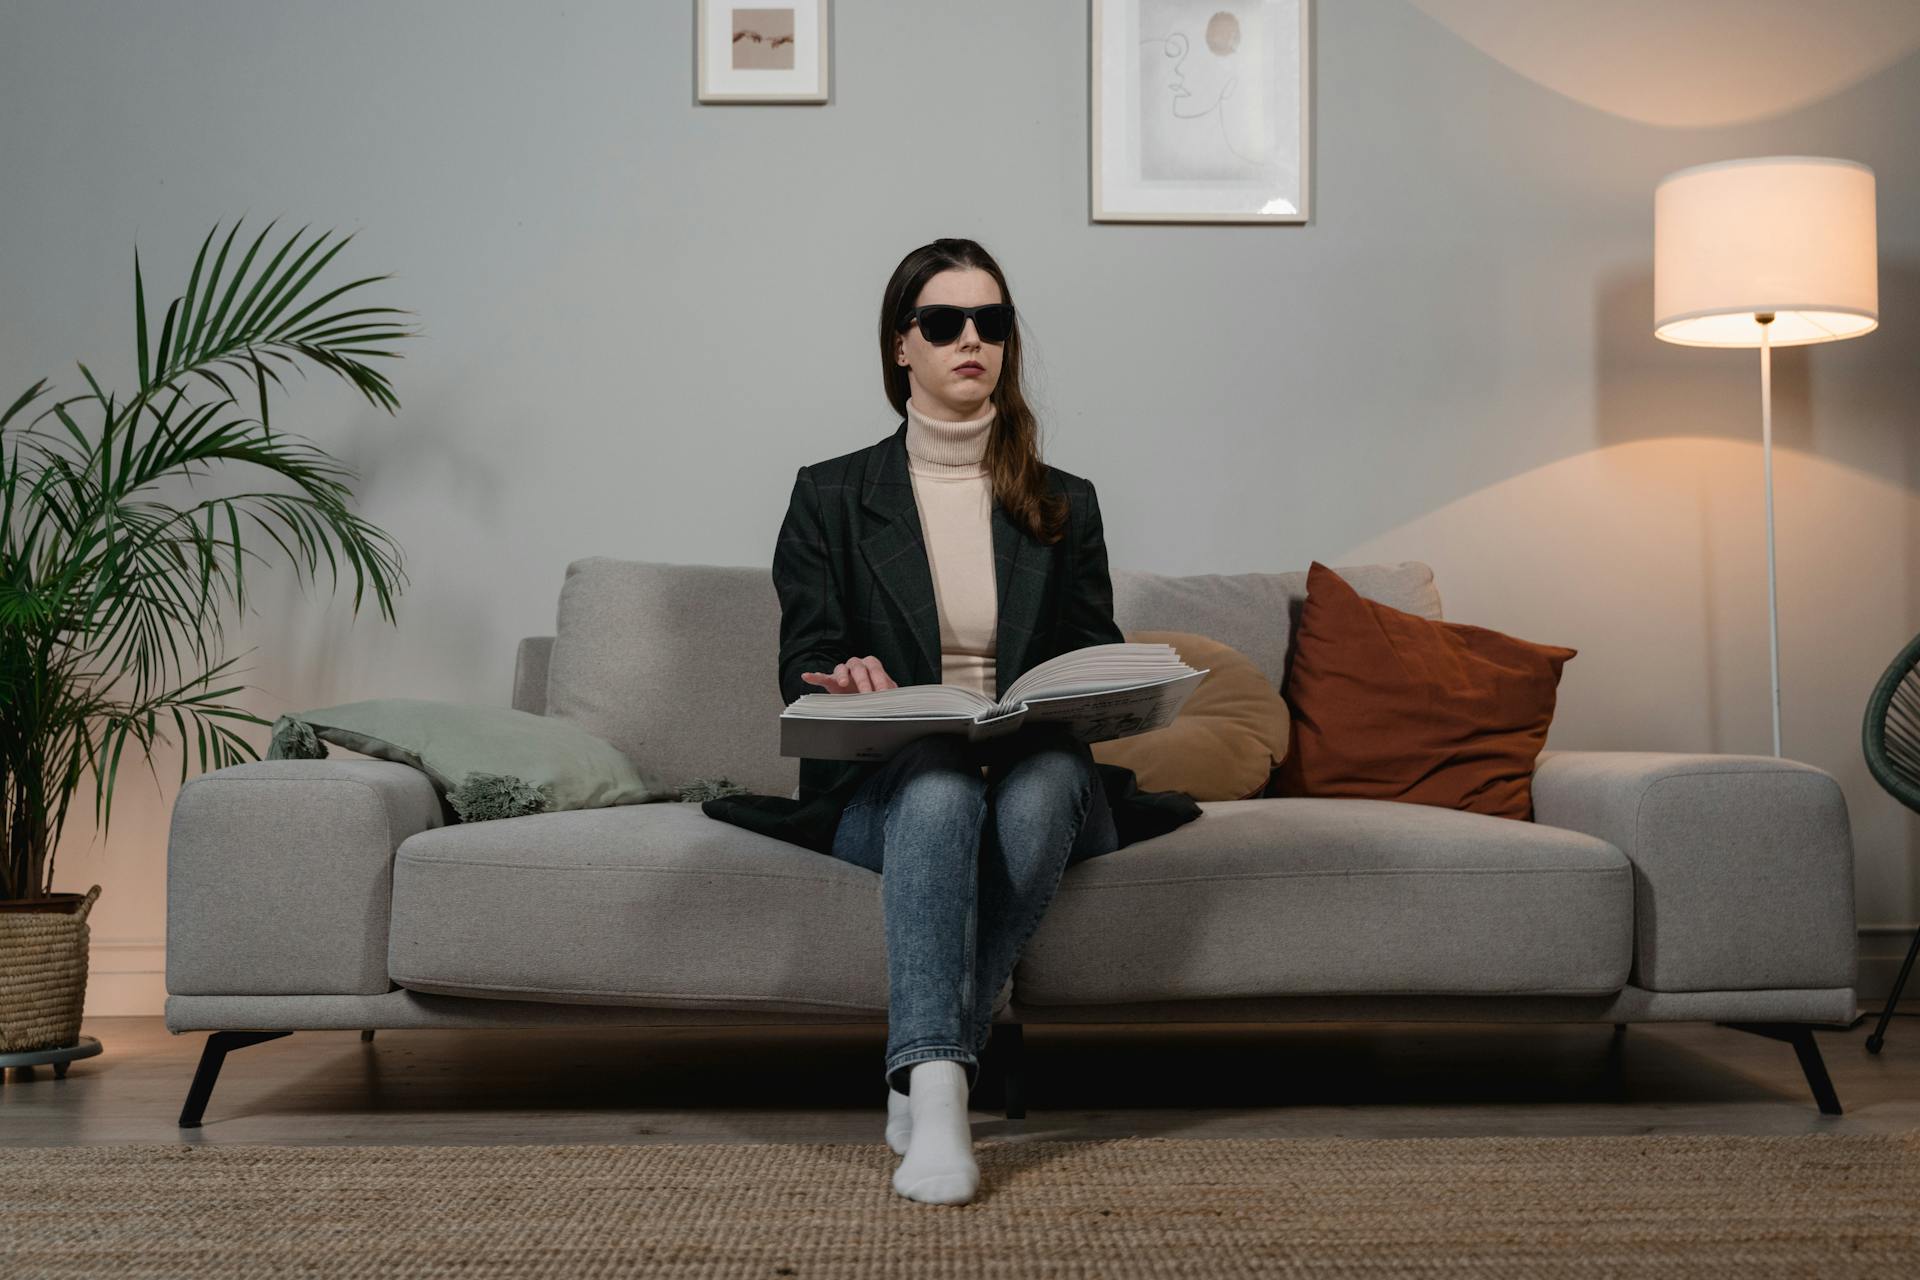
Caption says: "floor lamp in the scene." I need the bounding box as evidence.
[1653,156,1879,758]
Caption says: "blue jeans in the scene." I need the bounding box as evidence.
[827,720,1120,1096]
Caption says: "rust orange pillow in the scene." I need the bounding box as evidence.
[1272,561,1576,821]
[1092,631,1290,801]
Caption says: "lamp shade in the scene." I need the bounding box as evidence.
[1654,156,1877,348]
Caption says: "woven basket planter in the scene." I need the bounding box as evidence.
[0,884,102,1054]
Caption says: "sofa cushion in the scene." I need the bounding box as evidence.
[543,558,794,798]
[1092,630,1290,801]
[534,557,1444,806]
[1274,560,1577,821]
[388,802,903,1013]
[1013,796,1632,1004]
[388,795,1629,1011]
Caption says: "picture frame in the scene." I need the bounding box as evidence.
[1092,0,1311,223]
[696,1,830,104]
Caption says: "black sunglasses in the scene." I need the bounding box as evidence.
[897,302,1014,345]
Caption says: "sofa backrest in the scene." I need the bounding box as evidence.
[515,558,1443,800]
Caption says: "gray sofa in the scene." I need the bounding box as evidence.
[164,558,1860,1126]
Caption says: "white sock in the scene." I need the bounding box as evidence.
[891,1060,979,1205]
[885,1085,913,1155]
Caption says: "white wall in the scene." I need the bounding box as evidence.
[2,0,1916,1015]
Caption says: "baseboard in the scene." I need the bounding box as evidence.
[84,969,170,1017]
[1857,926,1918,1006]
[81,941,169,1017]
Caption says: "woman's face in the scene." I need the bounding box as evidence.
[895,267,1005,419]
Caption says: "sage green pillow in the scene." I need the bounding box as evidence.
[266,698,671,821]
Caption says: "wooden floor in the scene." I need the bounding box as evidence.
[4,1009,1917,1147]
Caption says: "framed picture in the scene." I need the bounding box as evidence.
[1092,0,1311,223]
[697,1,830,103]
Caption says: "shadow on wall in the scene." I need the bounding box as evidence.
[1591,257,1920,737]
[1591,263,1816,455]
[1592,259,1920,468]
[1406,0,1920,128]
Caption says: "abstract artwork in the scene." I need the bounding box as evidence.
[697,1,830,103]
[1093,0,1311,222]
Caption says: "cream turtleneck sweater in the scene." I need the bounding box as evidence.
[903,396,998,701]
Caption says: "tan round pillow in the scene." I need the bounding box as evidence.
[1090,630,1291,801]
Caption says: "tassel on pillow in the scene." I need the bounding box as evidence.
[267,714,329,760]
[448,772,553,822]
[678,776,750,803]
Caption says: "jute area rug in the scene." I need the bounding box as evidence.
[4,1133,1918,1278]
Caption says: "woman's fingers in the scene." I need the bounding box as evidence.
[801,657,900,693]
[854,655,899,692]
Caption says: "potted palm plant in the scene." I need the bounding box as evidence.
[0,218,416,1056]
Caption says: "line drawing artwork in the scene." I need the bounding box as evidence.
[1137,0,1300,198]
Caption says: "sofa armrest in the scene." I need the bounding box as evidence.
[166,760,448,997]
[1530,750,1856,993]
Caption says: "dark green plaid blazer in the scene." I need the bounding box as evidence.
[701,418,1201,855]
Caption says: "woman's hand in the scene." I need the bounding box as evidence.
[801,656,899,693]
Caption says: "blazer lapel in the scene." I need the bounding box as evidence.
[857,425,939,684]
[989,489,1046,699]
[859,420,1047,699]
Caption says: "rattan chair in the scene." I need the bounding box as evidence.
[1863,629,1920,1054]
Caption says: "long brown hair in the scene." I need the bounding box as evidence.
[878,239,1071,545]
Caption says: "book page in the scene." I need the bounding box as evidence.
[997,642,1185,710]
[783,682,992,719]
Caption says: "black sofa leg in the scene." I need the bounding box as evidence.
[361,1029,376,1042]
[179,1030,293,1128]
[1719,1022,1842,1116]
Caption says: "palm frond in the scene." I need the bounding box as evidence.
[2,217,416,898]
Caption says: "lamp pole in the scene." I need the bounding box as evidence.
[1758,312,1781,758]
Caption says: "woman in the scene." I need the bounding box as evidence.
[702,239,1201,1205]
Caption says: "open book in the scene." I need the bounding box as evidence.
[779,642,1209,762]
